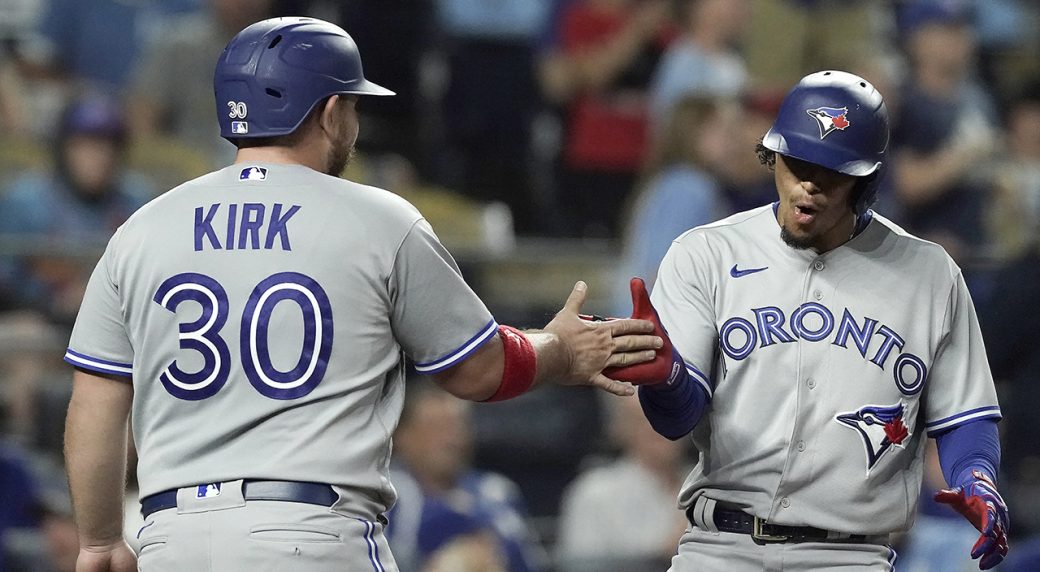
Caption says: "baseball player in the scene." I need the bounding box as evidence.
[61,18,661,572]
[622,71,1009,570]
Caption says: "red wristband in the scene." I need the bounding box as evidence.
[483,325,537,402]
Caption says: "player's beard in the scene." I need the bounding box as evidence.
[325,138,355,177]
[780,226,815,250]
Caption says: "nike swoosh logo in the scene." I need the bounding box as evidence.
[730,264,768,278]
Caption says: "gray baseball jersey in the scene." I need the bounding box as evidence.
[652,204,1000,535]
[65,163,497,520]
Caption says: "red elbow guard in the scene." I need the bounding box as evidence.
[483,325,537,402]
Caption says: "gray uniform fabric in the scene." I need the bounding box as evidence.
[135,480,394,572]
[67,163,497,570]
[651,205,1000,568]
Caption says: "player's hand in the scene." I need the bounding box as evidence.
[601,278,682,386]
[934,471,1010,570]
[76,540,137,572]
[544,281,660,396]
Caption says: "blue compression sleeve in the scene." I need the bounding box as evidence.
[935,419,1001,488]
[638,368,709,441]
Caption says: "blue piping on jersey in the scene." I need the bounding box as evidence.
[413,319,499,374]
[64,348,133,377]
[925,406,1002,436]
[685,361,712,398]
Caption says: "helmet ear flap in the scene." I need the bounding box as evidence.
[853,171,880,214]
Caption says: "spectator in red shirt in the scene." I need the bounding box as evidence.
[539,0,676,238]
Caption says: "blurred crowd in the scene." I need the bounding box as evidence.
[0,0,1039,571]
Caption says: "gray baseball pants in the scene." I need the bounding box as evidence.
[135,480,396,572]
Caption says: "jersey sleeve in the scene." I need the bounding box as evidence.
[65,235,134,377]
[923,271,1001,436]
[650,232,718,398]
[389,219,497,373]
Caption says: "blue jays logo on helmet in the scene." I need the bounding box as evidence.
[806,106,850,139]
[835,401,911,473]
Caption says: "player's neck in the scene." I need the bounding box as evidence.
[813,213,858,253]
[234,146,326,173]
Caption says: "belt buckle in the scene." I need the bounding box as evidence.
[752,516,789,543]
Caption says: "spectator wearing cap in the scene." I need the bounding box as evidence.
[888,0,999,262]
[0,94,153,323]
[415,497,506,572]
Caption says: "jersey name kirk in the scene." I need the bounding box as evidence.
[719,302,926,396]
[194,202,301,251]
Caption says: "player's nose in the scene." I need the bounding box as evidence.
[799,179,822,195]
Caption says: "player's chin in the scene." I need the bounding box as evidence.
[779,225,817,250]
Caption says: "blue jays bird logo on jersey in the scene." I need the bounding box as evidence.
[806,107,850,139]
[836,401,911,473]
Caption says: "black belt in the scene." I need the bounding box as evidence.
[141,480,337,518]
[687,503,872,544]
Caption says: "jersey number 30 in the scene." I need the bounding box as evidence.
[153,272,333,401]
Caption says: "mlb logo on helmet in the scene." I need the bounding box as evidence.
[232,121,249,134]
[806,106,850,139]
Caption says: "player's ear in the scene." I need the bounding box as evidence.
[317,95,341,137]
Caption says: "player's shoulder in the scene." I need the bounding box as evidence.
[868,212,962,275]
[342,181,424,222]
[284,168,424,221]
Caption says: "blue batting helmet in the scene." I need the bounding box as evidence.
[214,17,394,142]
[762,70,889,213]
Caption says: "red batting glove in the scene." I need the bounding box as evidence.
[601,278,681,386]
[934,470,1010,570]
